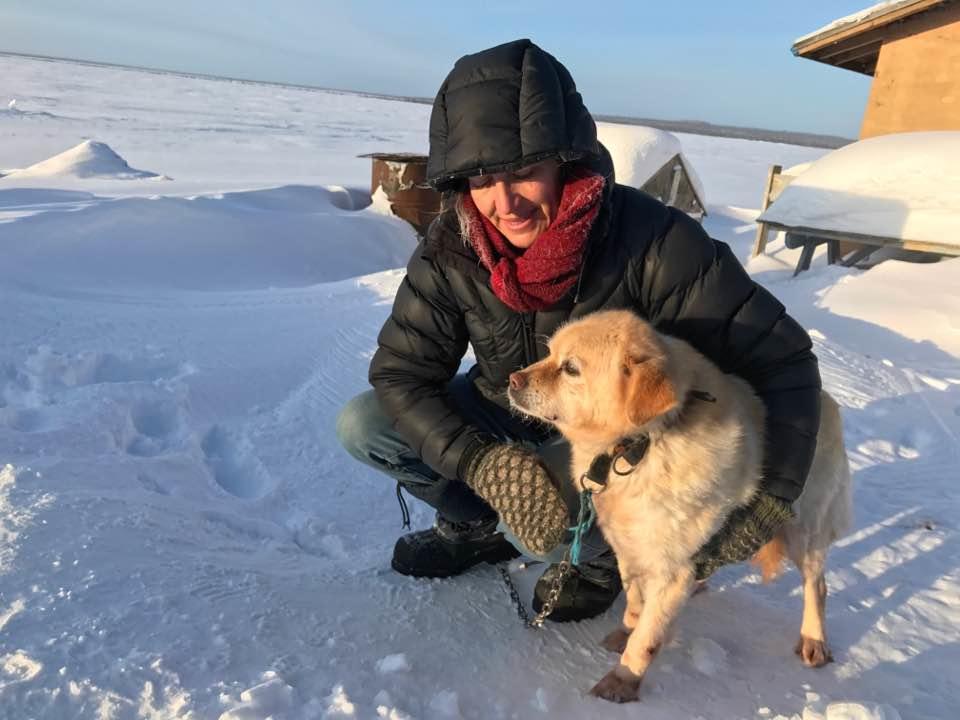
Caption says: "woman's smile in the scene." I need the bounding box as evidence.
[468,160,562,249]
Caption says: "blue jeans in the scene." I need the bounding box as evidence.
[336,374,610,562]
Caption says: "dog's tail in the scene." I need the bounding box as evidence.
[752,533,788,583]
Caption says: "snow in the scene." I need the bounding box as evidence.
[375,655,411,675]
[688,637,728,676]
[0,180,415,292]
[597,121,706,205]
[1,140,161,180]
[758,132,960,246]
[1,53,959,720]
[793,1,916,46]
[818,258,960,357]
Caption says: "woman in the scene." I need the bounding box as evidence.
[337,39,821,622]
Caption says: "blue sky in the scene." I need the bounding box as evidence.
[2,0,875,137]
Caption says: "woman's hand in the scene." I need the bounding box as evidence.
[461,442,568,555]
[693,492,795,580]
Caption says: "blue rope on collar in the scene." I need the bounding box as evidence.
[568,490,596,566]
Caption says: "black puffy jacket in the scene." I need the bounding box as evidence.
[369,40,821,503]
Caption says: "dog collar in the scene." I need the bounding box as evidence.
[580,388,716,491]
[582,434,650,490]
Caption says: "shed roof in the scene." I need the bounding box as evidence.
[792,0,950,75]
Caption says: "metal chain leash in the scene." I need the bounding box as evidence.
[499,550,573,628]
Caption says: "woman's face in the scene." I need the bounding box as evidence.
[468,160,562,249]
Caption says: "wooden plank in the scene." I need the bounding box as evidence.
[817,25,891,60]
[795,0,944,56]
[827,239,841,265]
[769,173,795,200]
[826,40,885,68]
[861,5,960,137]
[762,222,960,257]
[794,242,818,276]
[751,164,782,257]
[840,246,879,267]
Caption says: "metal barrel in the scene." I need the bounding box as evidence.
[361,153,442,236]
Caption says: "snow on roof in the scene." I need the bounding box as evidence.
[758,131,960,247]
[2,140,160,180]
[597,121,706,206]
[793,0,924,47]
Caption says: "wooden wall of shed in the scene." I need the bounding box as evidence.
[860,3,960,138]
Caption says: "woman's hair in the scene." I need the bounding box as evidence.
[440,190,471,246]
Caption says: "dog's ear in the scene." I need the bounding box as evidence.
[623,355,677,426]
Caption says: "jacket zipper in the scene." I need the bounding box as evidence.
[573,244,591,304]
[573,185,616,304]
[521,313,536,365]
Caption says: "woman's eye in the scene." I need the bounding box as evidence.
[561,360,580,377]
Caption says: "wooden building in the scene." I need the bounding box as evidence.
[792,0,960,138]
[751,0,960,271]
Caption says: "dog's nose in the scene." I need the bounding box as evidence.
[509,372,526,390]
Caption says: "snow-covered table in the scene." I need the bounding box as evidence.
[756,132,960,273]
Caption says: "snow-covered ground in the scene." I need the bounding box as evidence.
[1,54,958,720]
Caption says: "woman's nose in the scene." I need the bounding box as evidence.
[492,179,520,216]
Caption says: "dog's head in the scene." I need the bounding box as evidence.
[508,310,679,445]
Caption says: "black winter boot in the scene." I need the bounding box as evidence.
[391,514,520,578]
[532,553,622,622]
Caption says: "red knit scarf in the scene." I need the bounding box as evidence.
[461,168,606,312]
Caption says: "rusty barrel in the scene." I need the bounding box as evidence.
[361,153,442,236]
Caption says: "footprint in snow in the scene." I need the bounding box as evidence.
[21,347,185,391]
[201,425,273,499]
[1,407,57,433]
[125,400,182,457]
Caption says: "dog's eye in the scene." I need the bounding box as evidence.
[561,359,580,377]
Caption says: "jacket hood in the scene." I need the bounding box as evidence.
[426,39,601,191]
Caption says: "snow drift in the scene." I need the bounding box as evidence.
[2,140,161,180]
[0,184,416,292]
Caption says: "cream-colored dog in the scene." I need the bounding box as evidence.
[507,309,851,703]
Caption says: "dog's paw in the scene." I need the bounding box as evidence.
[600,628,631,654]
[795,635,833,667]
[589,669,641,703]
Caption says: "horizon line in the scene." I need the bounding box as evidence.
[2,49,852,150]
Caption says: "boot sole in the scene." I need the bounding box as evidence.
[391,543,520,579]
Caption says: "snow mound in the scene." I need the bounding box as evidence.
[0,184,416,291]
[758,132,960,246]
[3,140,160,180]
[597,122,706,204]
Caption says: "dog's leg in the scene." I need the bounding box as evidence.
[791,546,833,667]
[590,568,693,703]
[601,582,642,654]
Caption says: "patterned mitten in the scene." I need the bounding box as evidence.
[693,492,794,580]
[461,442,568,555]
